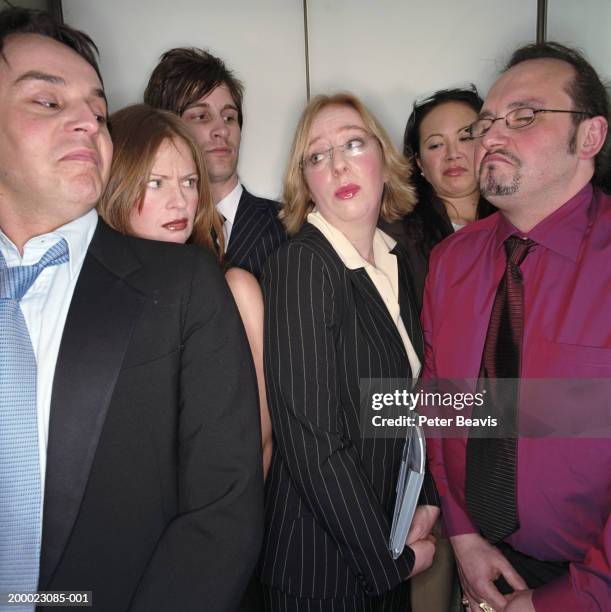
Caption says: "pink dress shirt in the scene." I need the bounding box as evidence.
[422,183,611,611]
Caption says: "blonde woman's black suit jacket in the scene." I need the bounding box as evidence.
[37,221,263,612]
[260,223,439,601]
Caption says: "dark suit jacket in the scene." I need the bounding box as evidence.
[38,220,264,612]
[224,187,286,279]
[259,224,439,602]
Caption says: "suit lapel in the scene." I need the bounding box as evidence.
[226,188,267,264]
[225,188,250,262]
[348,268,408,359]
[39,222,145,587]
[303,224,423,368]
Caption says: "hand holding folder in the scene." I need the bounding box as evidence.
[389,416,426,560]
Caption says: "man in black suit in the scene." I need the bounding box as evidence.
[0,9,263,611]
[144,48,286,279]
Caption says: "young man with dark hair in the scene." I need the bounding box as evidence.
[0,9,263,611]
[424,42,610,611]
[145,48,286,279]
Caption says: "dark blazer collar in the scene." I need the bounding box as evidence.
[87,219,143,278]
[238,186,274,209]
[226,187,275,262]
[226,188,253,259]
[40,220,145,587]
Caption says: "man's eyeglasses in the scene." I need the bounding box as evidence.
[469,107,593,139]
[301,134,376,172]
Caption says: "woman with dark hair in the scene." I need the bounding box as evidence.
[379,88,496,612]
[381,86,495,310]
[98,104,272,480]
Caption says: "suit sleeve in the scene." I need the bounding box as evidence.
[422,249,478,537]
[130,249,264,612]
[263,243,414,597]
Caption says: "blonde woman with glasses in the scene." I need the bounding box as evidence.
[259,93,440,611]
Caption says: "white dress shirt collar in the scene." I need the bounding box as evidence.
[216,182,243,244]
[0,208,98,277]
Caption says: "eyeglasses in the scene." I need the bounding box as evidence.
[469,107,593,138]
[301,133,376,172]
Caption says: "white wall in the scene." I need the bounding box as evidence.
[547,0,611,81]
[63,0,306,201]
[63,0,608,200]
[306,0,534,151]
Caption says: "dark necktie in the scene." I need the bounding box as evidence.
[465,235,535,543]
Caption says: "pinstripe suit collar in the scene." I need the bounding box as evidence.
[215,182,243,226]
[299,221,424,370]
[225,187,279,267]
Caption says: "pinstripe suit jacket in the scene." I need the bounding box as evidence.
[260,223,439,602]
[224,187,286,279]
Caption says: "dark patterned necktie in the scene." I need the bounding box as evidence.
[465,235,535,543]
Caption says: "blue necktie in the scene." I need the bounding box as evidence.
[0,239,69,599]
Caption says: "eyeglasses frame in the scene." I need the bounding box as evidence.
[468,107,593,139]
[300,132,377,172]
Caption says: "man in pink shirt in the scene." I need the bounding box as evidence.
[423,43,610,611]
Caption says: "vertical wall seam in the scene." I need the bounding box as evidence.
[303,0,311,100]
[536,0,547,43]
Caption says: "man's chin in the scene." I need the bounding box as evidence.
[208,167,239,186]
[58,176,104,207]
[479,173,521,198]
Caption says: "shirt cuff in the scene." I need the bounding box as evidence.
[440,492,479,537]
